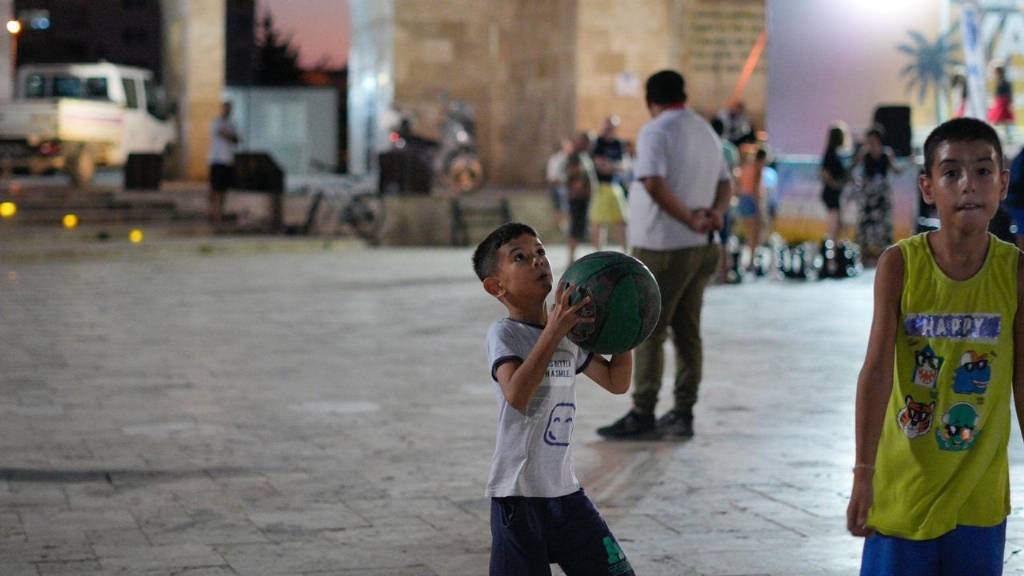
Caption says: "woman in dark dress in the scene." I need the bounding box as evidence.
[851,126,902,264]
[820,124,849,241]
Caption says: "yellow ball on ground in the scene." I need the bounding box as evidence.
[63,214,78,229]
[0,202,16,218]
[129,229,144,244]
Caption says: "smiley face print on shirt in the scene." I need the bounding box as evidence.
[543,403,576,446]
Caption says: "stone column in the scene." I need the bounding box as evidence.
[161,0,225,180]
[0,0,13,101]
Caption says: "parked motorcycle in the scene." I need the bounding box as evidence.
[435,99,483,194]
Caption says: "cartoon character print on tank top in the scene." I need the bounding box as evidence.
[896,395,935,438]
[902,312,1002,451]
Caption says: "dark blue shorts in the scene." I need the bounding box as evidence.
[490,489,634,576]
[860,521,1006,576]
[738,194,759,218]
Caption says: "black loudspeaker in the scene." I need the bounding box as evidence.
[378,149,432,195]
[124,153,163,190]
[873,105,912,157]
[233,152,285,231]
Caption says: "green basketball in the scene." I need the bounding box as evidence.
[557,251,661,354]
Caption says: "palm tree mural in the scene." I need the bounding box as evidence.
[898,26,961,124]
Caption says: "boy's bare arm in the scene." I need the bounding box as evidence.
[1013,253,1024,444]
[494,287,592,413]
[641,176,700,231]
[855,246,903,464]
[848,245,903,537]
[582,351,632,395]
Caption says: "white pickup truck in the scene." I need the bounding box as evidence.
[0,63,176,186]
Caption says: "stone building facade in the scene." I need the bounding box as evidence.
[349,0,766,187]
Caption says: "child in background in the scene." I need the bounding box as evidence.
[736,145,766,271]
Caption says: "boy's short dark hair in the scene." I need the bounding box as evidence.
[923,117,1004,176]
[473,222,538,281]
[645,70,686,106]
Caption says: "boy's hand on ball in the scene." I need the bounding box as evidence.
[549,283,594,337]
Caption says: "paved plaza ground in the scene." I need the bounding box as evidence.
[4,238,1024,575]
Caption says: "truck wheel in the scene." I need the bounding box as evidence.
[68,147,96,188]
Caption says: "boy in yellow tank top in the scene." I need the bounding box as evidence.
[847,117,1023,575]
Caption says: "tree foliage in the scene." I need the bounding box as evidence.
[255,12,304,86]
[898,25,962,123]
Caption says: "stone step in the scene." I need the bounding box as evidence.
[1,198,177,211]
[3,206,200,225]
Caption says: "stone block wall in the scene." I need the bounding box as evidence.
[490,0,578,185]
[349,0,765,188]
[673,0,767,123]
[393,0,494,168]
[574,0,671,146]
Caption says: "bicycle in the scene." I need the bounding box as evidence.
[299,174,384,243]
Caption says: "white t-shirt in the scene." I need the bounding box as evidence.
[546,150,568,184]
[485,318,592,498]
[629,108,729,250]
[208,116,238,165]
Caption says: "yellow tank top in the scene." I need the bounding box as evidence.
[869,233,1018,540]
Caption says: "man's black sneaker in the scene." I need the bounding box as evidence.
[657,409,694,438]
[596,410,659,439]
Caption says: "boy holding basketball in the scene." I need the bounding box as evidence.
[848,118,1024,575]
[473,222,635,576]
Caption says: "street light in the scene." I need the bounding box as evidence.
[6,20,20,99]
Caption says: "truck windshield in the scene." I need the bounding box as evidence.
[24,74,110,100]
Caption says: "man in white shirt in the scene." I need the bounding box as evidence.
[208,101,240,224]
[597,70,732,440]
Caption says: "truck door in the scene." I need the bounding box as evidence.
[143,79,173,151]
[120,76,148,161]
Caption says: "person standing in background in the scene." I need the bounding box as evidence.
[736,145,767,271]
[565,132,598,265]
[590,116,630,252]
[597,70,731,440]
[546,139,573,235]
[208,101,240,225]
[851,126,902,265]
[987,64,1014,127]
[951,74,969,119]
[821,123,851,242]
[711,117,739,283]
